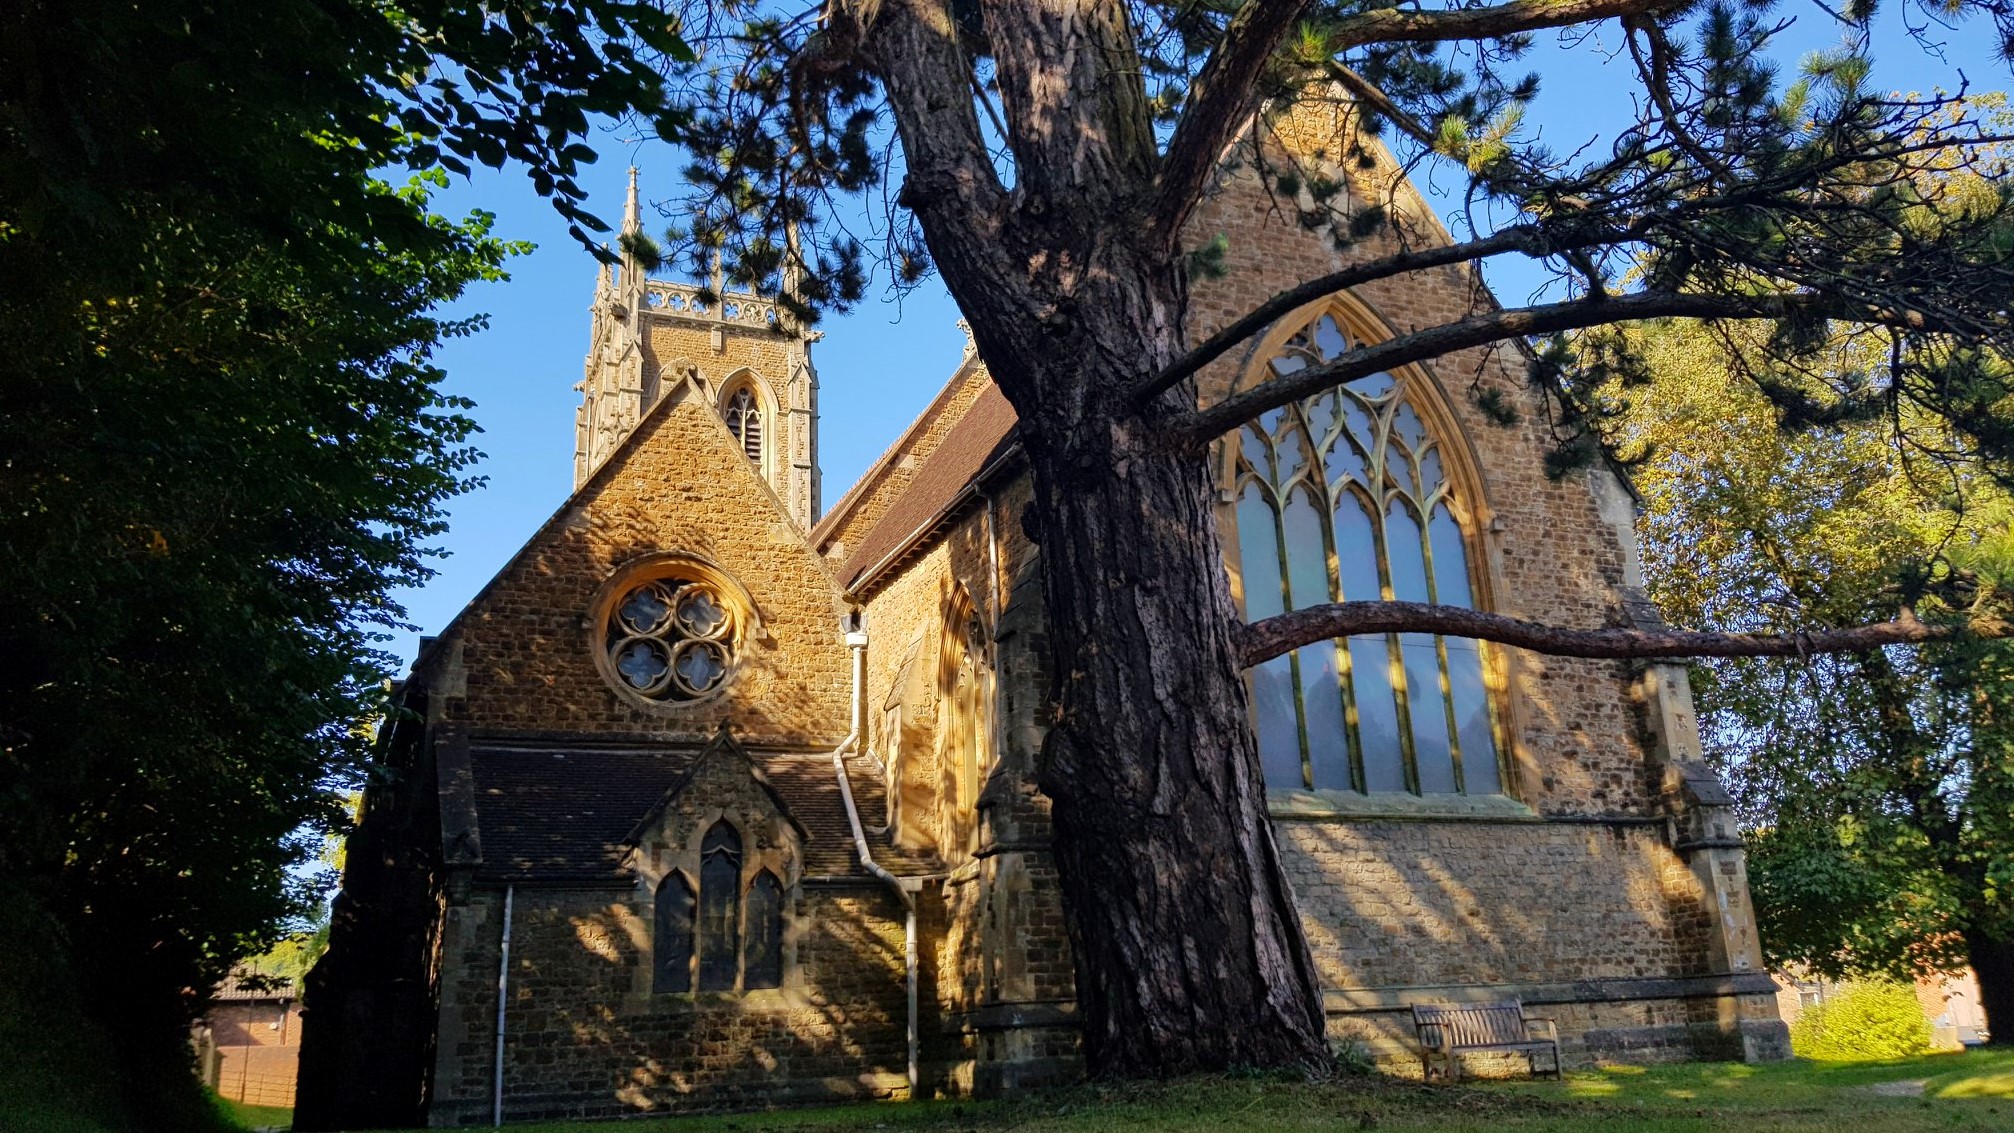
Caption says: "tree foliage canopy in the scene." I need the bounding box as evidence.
[1618,314,2014,1036]
[0,1,686,1126]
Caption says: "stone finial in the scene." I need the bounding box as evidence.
[956,318,977,360]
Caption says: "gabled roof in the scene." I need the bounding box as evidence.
[835,381,1020,594]
[463,738,936,882]
[810,352,989,553]
[410,371,834,684]
[621,724,809,845]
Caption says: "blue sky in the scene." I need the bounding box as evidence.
[385,7,2007,668]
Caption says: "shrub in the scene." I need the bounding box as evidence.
[1791,980,1934,1061]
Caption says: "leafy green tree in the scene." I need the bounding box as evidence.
[1617,315,2014,1044]
[0,1,683,1127]
[1791,980,1936,1061]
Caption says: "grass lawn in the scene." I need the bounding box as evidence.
[215,1095,292,1131]
[489,1049,2014,1133]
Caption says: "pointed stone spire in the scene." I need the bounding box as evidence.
[617,167,646,309]
[622,166,641,237]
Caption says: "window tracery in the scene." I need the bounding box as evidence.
[696,822,741,991]
[601,575,735,704]
[652,873,695,994]
[652,820,786,995]
[1228,308,1503,797]
[723,385,763,465]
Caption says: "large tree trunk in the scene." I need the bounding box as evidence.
[982,245,1330,1074]
[863,0,1329,1074]
[1967,929,2014,1047]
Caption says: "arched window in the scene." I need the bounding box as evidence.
[697,821,742,991]
[652,873,695,993]
[939,590,989,856]
[1229,309,1502,797]
[743,870,784,990]
[723,386,763,465]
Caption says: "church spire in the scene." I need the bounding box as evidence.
[622,166,641,239]
[617,167,647,309]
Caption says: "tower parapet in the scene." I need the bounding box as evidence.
[572,171,822,528]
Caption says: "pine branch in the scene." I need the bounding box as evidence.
[1237,600,2006,668]
[1149,0,1318,247]
[1171,290,1951,446]
[1130,221,1596,408]
[1324,0,1694,50]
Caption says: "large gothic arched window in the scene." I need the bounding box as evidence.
[1228,308,1503,798]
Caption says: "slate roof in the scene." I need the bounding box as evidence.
[464,742,935,882]
[836,382,1020,592]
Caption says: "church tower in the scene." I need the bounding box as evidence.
[573,170,823,527]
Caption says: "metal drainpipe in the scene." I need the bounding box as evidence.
[493,884,515,1127]
[831,625,921,1096]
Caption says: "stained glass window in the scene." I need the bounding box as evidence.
[604,578,734,703]
[697,821,742,991]
[1229,311,1503,796]
[743,870,784,990]
[652,873,695,993]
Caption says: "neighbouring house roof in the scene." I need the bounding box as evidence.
[836,382,1020,594]
[463,741,936,882]
[213,973,302,1002]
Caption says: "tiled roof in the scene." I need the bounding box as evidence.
[214,972,301,1001]
[467,742,935,882]
[809,354,986,550]
[837,382,1019,591]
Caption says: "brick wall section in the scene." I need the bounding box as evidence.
[1279,822,1703,991]
[425,377,849,746]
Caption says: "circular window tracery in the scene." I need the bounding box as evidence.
[603,576,737,702]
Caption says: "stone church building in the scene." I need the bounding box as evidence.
[295,107,1789,1129]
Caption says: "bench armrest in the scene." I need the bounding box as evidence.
[1523,1017,1558,1042]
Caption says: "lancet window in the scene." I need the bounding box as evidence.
[1228,309,1503,798]
[938,591,990,857]
[651,820,786,994]
[723,386,763,464]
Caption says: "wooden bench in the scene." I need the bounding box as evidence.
[1411,1000,1561,1083]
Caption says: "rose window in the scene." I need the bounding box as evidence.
[605,580,735,701]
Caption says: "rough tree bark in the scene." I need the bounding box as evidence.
[863,0,1330,1072]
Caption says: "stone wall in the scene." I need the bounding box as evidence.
[637,304,820,530]
[852,471,1081,1093]
[424,377,850,747]
[429,882,911,1126]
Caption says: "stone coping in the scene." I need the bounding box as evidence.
[1322,971,1779,1014]
[1269,789,1541,823]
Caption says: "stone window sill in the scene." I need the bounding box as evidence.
[1268,789,1538,823]
[618,986,809,1015]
